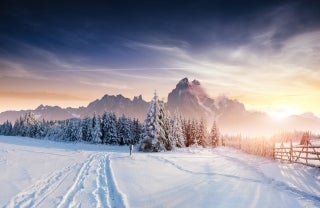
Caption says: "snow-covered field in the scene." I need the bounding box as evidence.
[1,136,319,208]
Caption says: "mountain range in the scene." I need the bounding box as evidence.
[1,78,320,136]
[0,94,148,123]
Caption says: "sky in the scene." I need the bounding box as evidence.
[0,0,320,117]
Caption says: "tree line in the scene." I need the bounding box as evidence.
[0,112,142,145]
[0,93,219,151]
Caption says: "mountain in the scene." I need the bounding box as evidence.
[0,94,148,123]
[167,78,217,119]
[84,94,148,120]
[1,78,320,136]
[167,78,320,135]
[0,105,80,123]
[167,78,247,121]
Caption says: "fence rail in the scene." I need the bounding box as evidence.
[222,133,320,168]
[273,144,320,168]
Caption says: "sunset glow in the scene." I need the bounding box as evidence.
[268,106,298,121]
[0,0,320,118]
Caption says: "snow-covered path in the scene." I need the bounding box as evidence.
[1,136,319,208]
[4,150,126,208]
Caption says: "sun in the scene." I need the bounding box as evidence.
[268,106,297,121]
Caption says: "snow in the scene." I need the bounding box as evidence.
[1,136,319,208]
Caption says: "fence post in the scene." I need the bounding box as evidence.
[273,141,275,160]
[290,139,292,163]
[280,142,284,161]
[306,144,308,165]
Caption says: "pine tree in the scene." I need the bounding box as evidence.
[63,118,82,142]
[0,120,13,136]
[91,114,102,143]
[197,119,207,147]
[101,112,118,144]
[20,112,37,137]
[117,115,132,145]
[168,111,185,149]
[209,121,219,147]
[131,118,142,144]
[139,91,168,152]
[34,120,47,139]
[81,117,91,142]
[159,101,171,150]
[190,119,198,146]
[86,117,94,142]
[45,121,64,140]
[182,119,192,147]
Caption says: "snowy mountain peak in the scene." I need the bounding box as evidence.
[101,94,126,101]
[176,77,202,90]
[177,77,190,88]
[85,93,148,120]
[35,105,46,111]
[133,95,143,102]
[191,79,200,86]
[35,105,62,111]
[167,77,215,120]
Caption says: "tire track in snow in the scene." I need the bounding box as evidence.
[5,163,79,208]
[93,154,108,208]
[56,152,127,208]
[57,153,99,208]
[105,154,127,208]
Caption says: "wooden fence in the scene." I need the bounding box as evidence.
[273,143,320,168]
[222,133,320,168]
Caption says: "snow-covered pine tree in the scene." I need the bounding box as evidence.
[117,115,132,145]
[100,112,108,144]
[197,119,207,147]
[12,117,23,136]
[34,119,47,139]
[175,111,186,148]
[81,117,91,142]
[23,112,37,137]
[159,100,171,150]
[63,118,82,142]
[139,91,167,152]
[45,122,64,140]
[131,118,142,144]
[168,111,185,149]
[101,112,118,144]
[85,117,94,142]
[181,119,192,147]
[7,120,13,135]
[167,119,175,150]
[91,114,102,143]
[0,120,12,136]
[209,121,219,147]
[190,119,199,146]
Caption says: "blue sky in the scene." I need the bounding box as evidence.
[0,0,320,117]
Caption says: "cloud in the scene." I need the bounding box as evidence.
[79,80,133,90]
[0,91,87,101]
[279,30,320,69]
[0,58,30,78]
